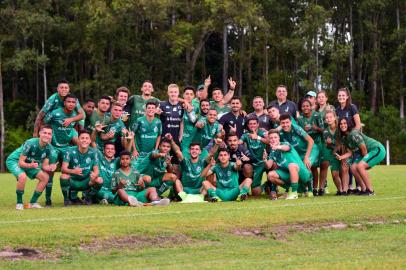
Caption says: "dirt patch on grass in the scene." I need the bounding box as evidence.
[79,234,196,252]
[0,247,53,261]
[232,218,406,241]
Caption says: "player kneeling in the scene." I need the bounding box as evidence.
[264,131,312,200]
[6,125,57,210]
[60,130,102,205]
[112,151,170,206]
[201,149,252,202]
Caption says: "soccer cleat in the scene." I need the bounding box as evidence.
[99,198,109,205]
[178,191,188,201]
[210,196,221,203]
[312,189,318,197]
[151,198,170,206]
[318,189,325,196]
[341,191,348,196]
[305,191,314,198]
[16,203,24,210]
[270,191,278,201]
[286,191,298,200]
[128,196,143,207]
[28,203,43,209]
[45,200,52,207]
[367,190,375,196]
[335,191,341,196]
[237,193,248,202]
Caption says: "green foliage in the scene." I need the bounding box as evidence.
[4,126,30,159]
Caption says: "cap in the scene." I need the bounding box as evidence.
[305,91,317,97]
[197,84,205,91]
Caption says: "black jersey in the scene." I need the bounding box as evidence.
[159,100,184,144]
[219,112,246,138]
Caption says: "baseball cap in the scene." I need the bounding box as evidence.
[305,91,317,97]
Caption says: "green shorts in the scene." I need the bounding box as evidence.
[184,187,201,195]
[216,187,240,201]
[252,161,265,188]
[274,169,291,190]
[148,175,164,188]
[276,165,311,185]
[355,144,386,168]
[6,159,41,179]
[96,187,115,203]
[70,178,91,191]
[320,146,341,172]
[113,190,148,205]
[299,144,319,167]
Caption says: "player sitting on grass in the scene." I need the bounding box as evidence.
[264,130,312,200]
[201,148,252,202]
[6,125,57,210]
[168,133,221,202]
[60,130,102,206]
[112,151,170,207]
[134,137,178,197]
[336,117,386,196]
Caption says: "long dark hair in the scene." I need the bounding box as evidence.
[335,116,353,154]
[337,87,352,109]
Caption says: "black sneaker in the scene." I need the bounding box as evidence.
[45,200,52,207]
[313,189,318,197]
[341,191,348,196]
[71,198,84,205]
[335,191,342,196]
[348,189,358,195]
[318,189,325,196]
[358,190,368,196]
[367,189,375,196]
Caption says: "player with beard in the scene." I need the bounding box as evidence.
[219,97,246,138]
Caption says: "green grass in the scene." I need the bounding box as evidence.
[0,165,405,269]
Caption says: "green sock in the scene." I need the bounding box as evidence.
[60,179,70,200]
[207,188,217,198]
[88,183,102,197]
[70,190,78,200]
[30,190,42,203]
[240,186,249,195]
[45,175,53,202]
[16,190,24,204]
[291,182,299,193]
[307,181,313,191]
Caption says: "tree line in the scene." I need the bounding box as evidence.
[1,0,406,170]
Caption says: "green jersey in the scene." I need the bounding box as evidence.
[111,168,143,192]
[200,118,221,148]
[7,138,54,165]
[297,111,323,144]
[41,93,82,115]
[240,130,267,162]
[180,157,207,189]
[44,107,78,148]
[268,142,303,170]
[279,123,309,156]
[96,118,125,150]
[345,130,381,152]
[322,127,337,150]
[317,104,335,128]
[127,95,160,128]
[63,146,98,180]
[181,108,199,149]
[131,116,162,155]
[191,98,201,111]
[89,110,111,132]
[211,162,239,189]
[96,149,119,190]
[270,116,297,130]
[137,150,167,179]
[210,101,230,119]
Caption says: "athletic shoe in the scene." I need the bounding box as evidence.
[270,191,278,201]
[128,196,143,207]
[45,200,52,207]
[210,196,221,203]
[28,203,43,209]
[305,191,314,198]
[237,193,248,201]
[358,190,368,196]
[16,203,24,210]
[341,191,348,196]
[335,191,341,196]
[349,189,359,195]
[151,198,170,206]
[318,189,325,196]
[178,191,188,201]
[312,189,318,197]
[71,198,83,205]
[367,190,375,196]
[324,186,330,194]
[286,191,298,200]
[99,198,109,205]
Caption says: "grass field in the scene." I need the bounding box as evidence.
[0,165,405,269]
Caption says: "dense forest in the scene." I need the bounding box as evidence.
[1,0,406,170]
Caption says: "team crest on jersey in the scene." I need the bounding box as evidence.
[74,158,79,164]
[56,113,60,116]
[41,153,46,159]
[173,107,177,112]
[196,166,201,172]
[86,157,91,164]
[153,126,158,132]
[142,128,146,132]
[227,171,231,177]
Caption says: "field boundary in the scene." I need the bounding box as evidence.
[0,195,404,225]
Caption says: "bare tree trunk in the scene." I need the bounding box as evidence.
[222,24,228,93]
[42,38,47,102]
[238,28,244,97]
[264,43,269,105]
[370,16,379,114]
[348,0,355,87]
[0,45,5,172]
[396,0,405,119]
[36,51,40,112]
[247,35,252,98]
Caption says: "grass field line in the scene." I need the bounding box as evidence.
[0,195,404,225]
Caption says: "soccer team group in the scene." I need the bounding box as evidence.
[6,76,386,210]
